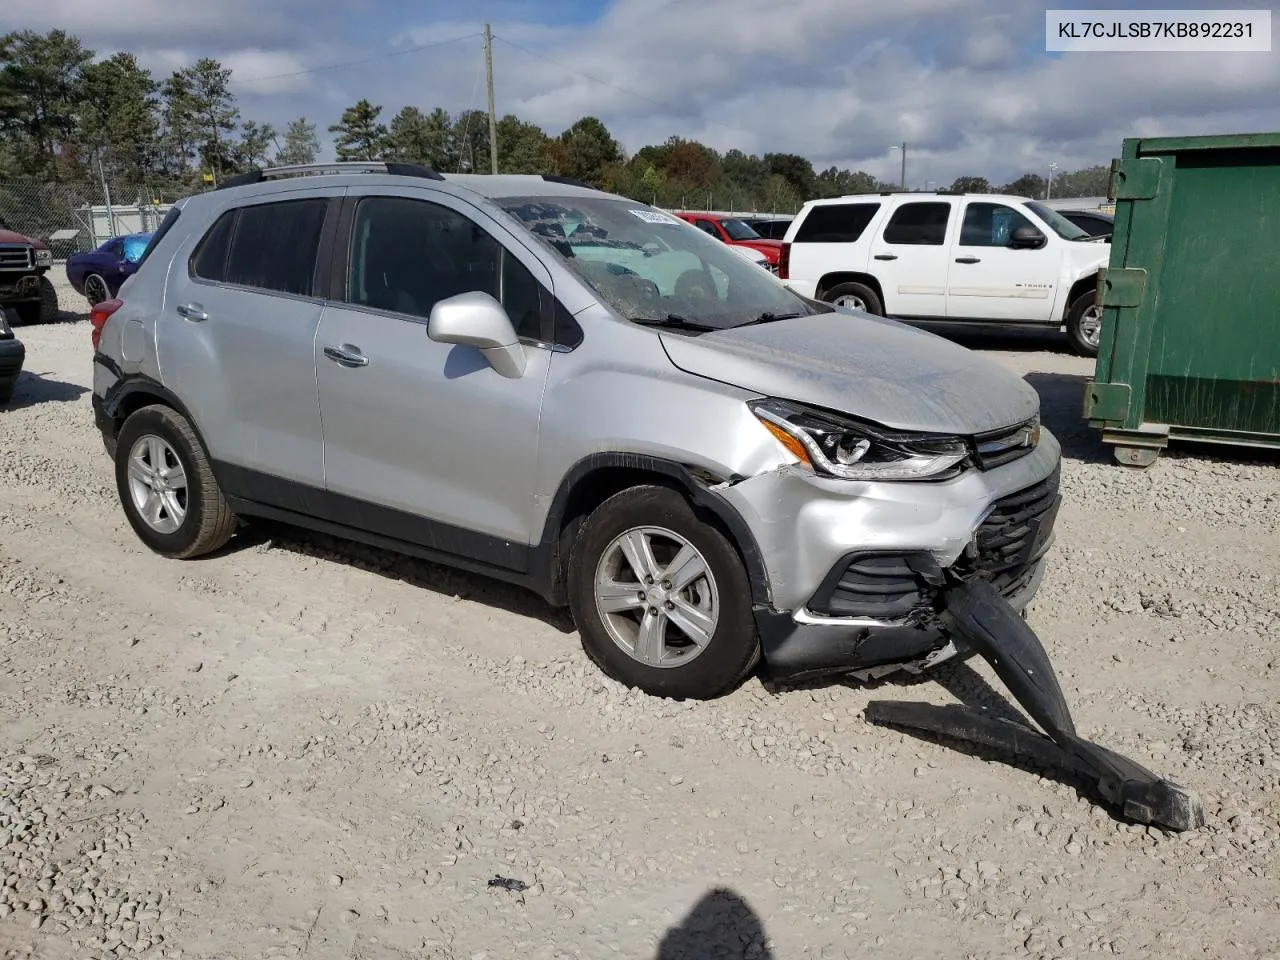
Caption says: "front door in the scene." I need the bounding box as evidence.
[868,200,955,318]
[946,200,1060,321]
[314,188,553,566]
[157,191,335,495]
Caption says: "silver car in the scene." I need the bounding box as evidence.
[90,162,1061,701]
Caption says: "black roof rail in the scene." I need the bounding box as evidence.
[542,174,592,188]
[214,161,444,190]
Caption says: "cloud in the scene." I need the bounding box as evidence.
[9,0,1275,185]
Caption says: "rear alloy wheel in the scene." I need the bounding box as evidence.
[84,274,110,306]
[1066,292,1102,357]
[823,281,883,316]
[114,404,237,559]
[568,486,759,700]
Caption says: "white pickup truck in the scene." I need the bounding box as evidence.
[778,192,1111,355]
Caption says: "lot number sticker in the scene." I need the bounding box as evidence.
[630,209,681,225]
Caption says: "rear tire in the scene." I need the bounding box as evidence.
[0,379,14,405]
[84,273,110,306]
[822,281,883,316]
[114,404,237,559]
[567,485,760,700]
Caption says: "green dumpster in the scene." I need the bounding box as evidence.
[1083,132,1280,468]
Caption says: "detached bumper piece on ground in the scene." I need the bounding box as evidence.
[866,581,1205,832]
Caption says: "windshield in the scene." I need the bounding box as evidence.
[720,218,761,241]
[500,196,826,330]
[1023,200,1091,241]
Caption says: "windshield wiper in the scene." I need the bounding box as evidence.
[630,314,717,332]
[738,311,804,327]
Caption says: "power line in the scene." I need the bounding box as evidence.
[230,32,481,86]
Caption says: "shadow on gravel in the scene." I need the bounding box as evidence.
[656,887,772,960]
[3,370,88,411]
[1023,371,1109,464]
[226,521,578,634]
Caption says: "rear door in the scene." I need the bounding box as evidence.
[313,187,553,559]
[946,200,1060,321]
[158,190,338,497]
[868,200,955,317]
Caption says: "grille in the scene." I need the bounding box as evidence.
[808,553,934,620]
[971,416,1040,470]
[971,466,1061,591]
[0,245,33,270]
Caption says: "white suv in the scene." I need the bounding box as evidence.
[778,192,1110,355]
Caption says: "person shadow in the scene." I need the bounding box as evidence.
[656,887,773,960]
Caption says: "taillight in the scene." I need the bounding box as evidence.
[90,299,123,351]
[777,242,790,280]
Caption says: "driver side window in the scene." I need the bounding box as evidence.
[345,196,545,340]
[959,203,1037,247]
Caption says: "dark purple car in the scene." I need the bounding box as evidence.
[65,232,153,305]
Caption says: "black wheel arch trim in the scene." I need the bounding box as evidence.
[531,453,771,609]
[96,370,211,451]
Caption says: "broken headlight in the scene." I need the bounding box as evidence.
[750,398,968,481]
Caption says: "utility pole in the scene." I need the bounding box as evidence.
[484,24,498,175]
[891,143,906,190]
[1046,161,1058,200]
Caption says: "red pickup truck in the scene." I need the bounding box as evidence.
[673,211,783,267]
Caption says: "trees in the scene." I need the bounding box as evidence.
[329,99,388,161]
[495,114,550,174]
[175,57,240,184]
[0,29,94,176]
[276,118,319,166]
[79,52,160,183]
[1000,173,1047,198]
[554,117,621,186]
[387,106,455,170]
[949,175,991,193]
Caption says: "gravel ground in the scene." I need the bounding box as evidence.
[1,278,1278,960]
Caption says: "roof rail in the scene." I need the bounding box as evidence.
[215,161,445,190]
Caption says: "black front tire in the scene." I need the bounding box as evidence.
[822,281,884,316]
[13,277,59,325]
[114,404,237,559]
[1066,292,1101,357]
[567,485,760,700]
[0,378,14,405]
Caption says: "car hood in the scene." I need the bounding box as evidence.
[658,310,1041,435]
[0,229,36,246]
[739,238,782,250]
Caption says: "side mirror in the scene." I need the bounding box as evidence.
[427,290,527,379]
[1009,226,1047,249]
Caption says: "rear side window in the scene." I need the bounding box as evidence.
[225,198,327,296]
[190,211,235,282]
[882,202,951,245]
[794,203,880,243]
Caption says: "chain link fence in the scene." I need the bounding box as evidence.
[0,179,198,259]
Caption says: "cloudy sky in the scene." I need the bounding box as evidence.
[19,0,1280,184]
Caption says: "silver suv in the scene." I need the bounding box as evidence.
[91,162,1062,701]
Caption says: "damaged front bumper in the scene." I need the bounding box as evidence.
[720,429,1063,684]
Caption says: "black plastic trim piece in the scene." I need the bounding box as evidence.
[807,550,943,620]
[216,170,264,190]
[384,161,446,181]
[221,496,542,597]
[754,607,943,683]
[541,175,592,188]
[212,462,531,573]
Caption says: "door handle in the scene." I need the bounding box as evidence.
[323,344,369,368]
[954,257,982,264]
[873,253,898,261]
[176,302,207,321]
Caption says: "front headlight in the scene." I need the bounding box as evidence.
[750,398,968,480]
[34,249,52,267]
